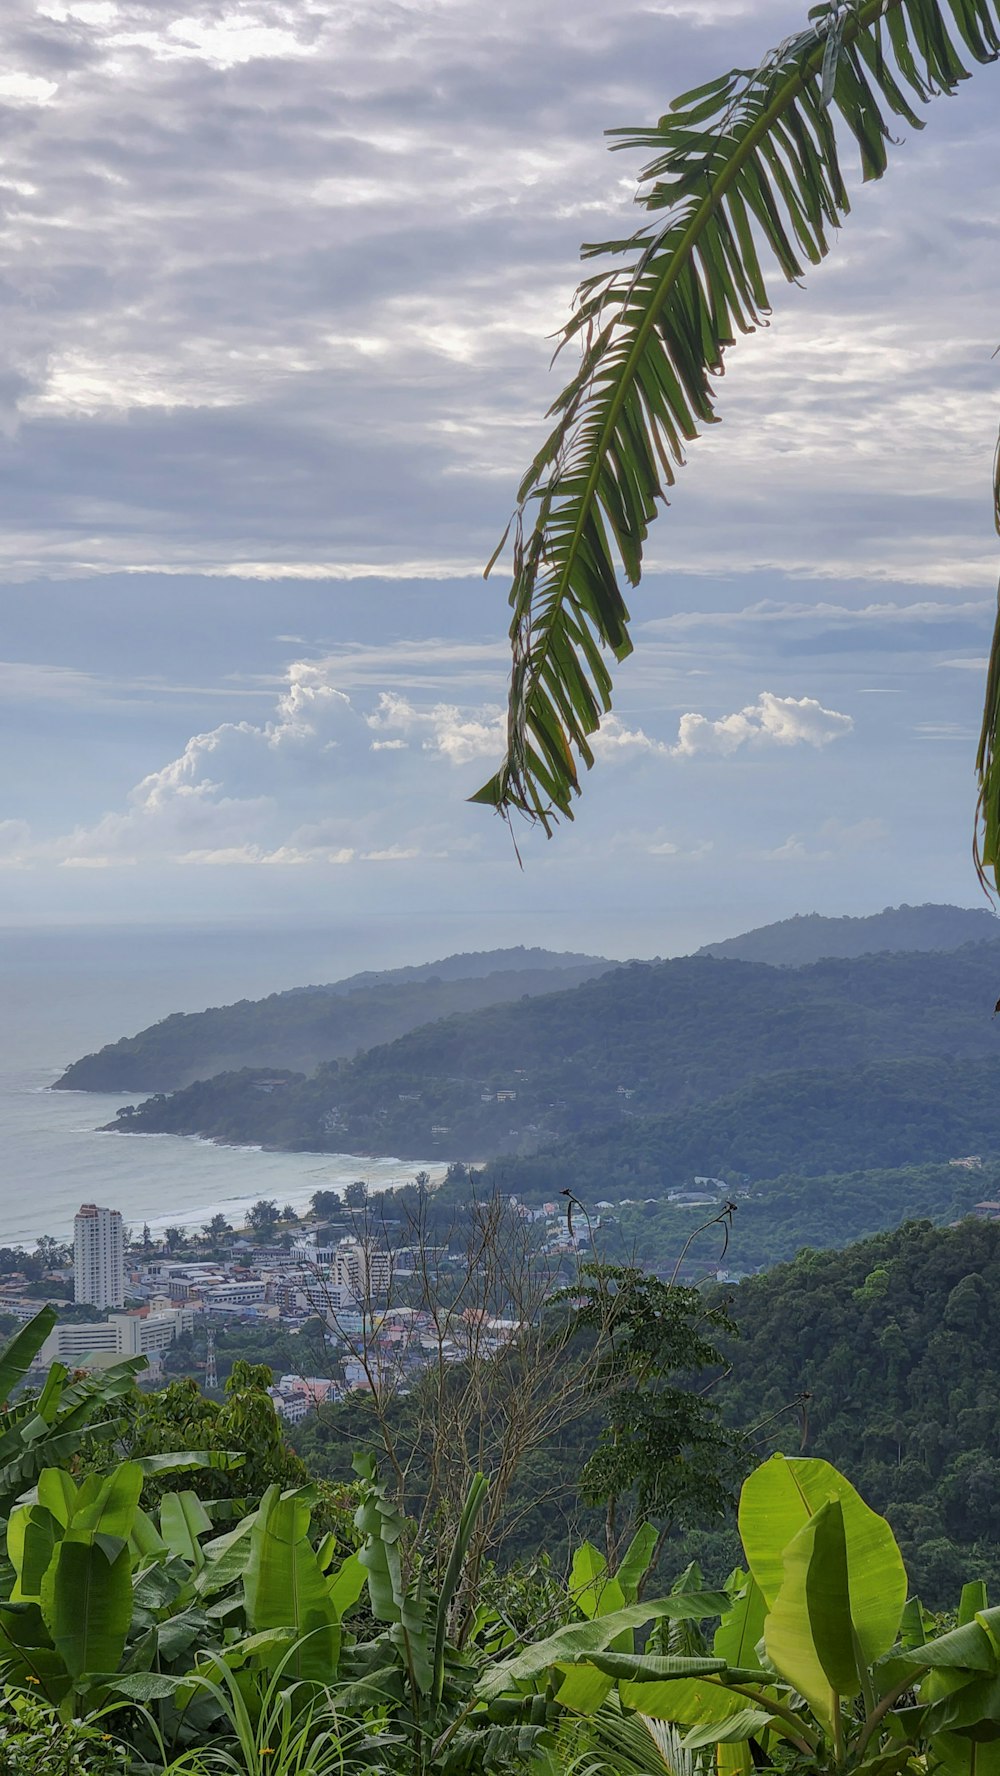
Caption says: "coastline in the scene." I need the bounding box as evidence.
[101,1119,448,1172]
[2,1068,448,1249]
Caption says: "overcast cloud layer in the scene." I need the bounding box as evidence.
[0,0,998,951]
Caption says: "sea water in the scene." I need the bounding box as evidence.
[0,921,476,1248]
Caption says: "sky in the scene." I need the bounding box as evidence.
[0,0,998,957]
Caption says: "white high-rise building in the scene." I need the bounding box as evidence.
[333,1237,392,1304]
[74,1203,125,1310]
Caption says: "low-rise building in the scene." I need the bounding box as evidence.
[40,1305,195,1370]
[205,1281,266,1308]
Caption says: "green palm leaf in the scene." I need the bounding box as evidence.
[474,0,1000,846]
[975,439,1000,893]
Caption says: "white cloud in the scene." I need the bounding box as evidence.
[0,73,58,105]
[0,820,32,865]
[640,598,993,636]
[366,692,504,765]
[12,663,518,870]
[759,817,887,864]
[672,692,853,758]
[591,714,668,758]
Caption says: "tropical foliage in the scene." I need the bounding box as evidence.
[684,1215,1000,1603]
[482,1451,1000,1775]
[7,1284,1000,1776]
[470,0,1000,886]
[0,1308,144,1529]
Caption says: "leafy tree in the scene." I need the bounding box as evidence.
[688,1217,1000,1601]
[245,1198,280,1237]
[471,0,1000,883]
[311,1188,342,1218]
[343,1180,368,1209]
[567,1263,742,1574]
[33,1234,68,1271]
[93,1359,314,1521]
[0,1247,43,1282]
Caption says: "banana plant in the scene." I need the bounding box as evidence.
[480,1453,1000,1774]
[339,1454,554,1774]
[0,1456,352,1723]
[0,1459,147,1704]
[0,1308,145,1526]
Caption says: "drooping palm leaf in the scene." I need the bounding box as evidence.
[473,0,1000,844]
[974,436,1000,893]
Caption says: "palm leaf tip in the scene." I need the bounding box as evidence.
[974,434,1000,899]
[477,0,1000,835]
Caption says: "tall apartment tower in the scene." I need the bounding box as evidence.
[333,1237,392,1305]
[74,1203,125,1310]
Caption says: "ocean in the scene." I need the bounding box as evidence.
[0,921,478,1249]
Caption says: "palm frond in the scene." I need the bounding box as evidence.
[560,1698,698,1776]
[975,432,1000,895]
[473,0,1000,834]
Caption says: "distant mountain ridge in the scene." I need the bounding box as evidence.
[55,947,613,1093]
[105,939,1000,1168]
[697,901,997,966]
[59,905,997,1094]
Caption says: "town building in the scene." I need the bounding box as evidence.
[74,1203,125,1310]
[40,1305,195,1370]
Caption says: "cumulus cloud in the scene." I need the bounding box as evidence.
[672,692,853,758]
[365,692,504,765]
[758,817,888,864]
[5,663,527,870]
[591,714,668,758]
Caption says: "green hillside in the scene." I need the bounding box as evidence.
[108,942,1000,1166]
[693,1217,1000,1601]
[484,1055,1000,1199]
[56,948,611,1092]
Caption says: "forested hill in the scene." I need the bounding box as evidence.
[697,901,997,965]
[108,939,1000,1162]
[55,948,612,1092]
[704,1217,1000,1601]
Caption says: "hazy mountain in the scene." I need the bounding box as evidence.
[106,939,1000,1163]
[697,902,997,966]
[56,947,612,1093]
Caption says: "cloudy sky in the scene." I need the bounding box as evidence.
[1,0,998,956]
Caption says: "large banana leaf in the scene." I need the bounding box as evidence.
[616,1523,659,1604]
[243,1486,340,1680]
[713,1571,766,1669]
[7,1505,61,1602]
[570,1541,627,1621]
[738,1453,906,1663]
[159,1489,213,1567]
[73,1462,143,1540]
[763,1498,858,1734]
[477,1592,731,1700]
[39,1533,133,1679]
[0,1307,57,1404]
[473,0,1000,858]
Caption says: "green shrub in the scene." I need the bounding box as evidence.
[0,1694,130,1776]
